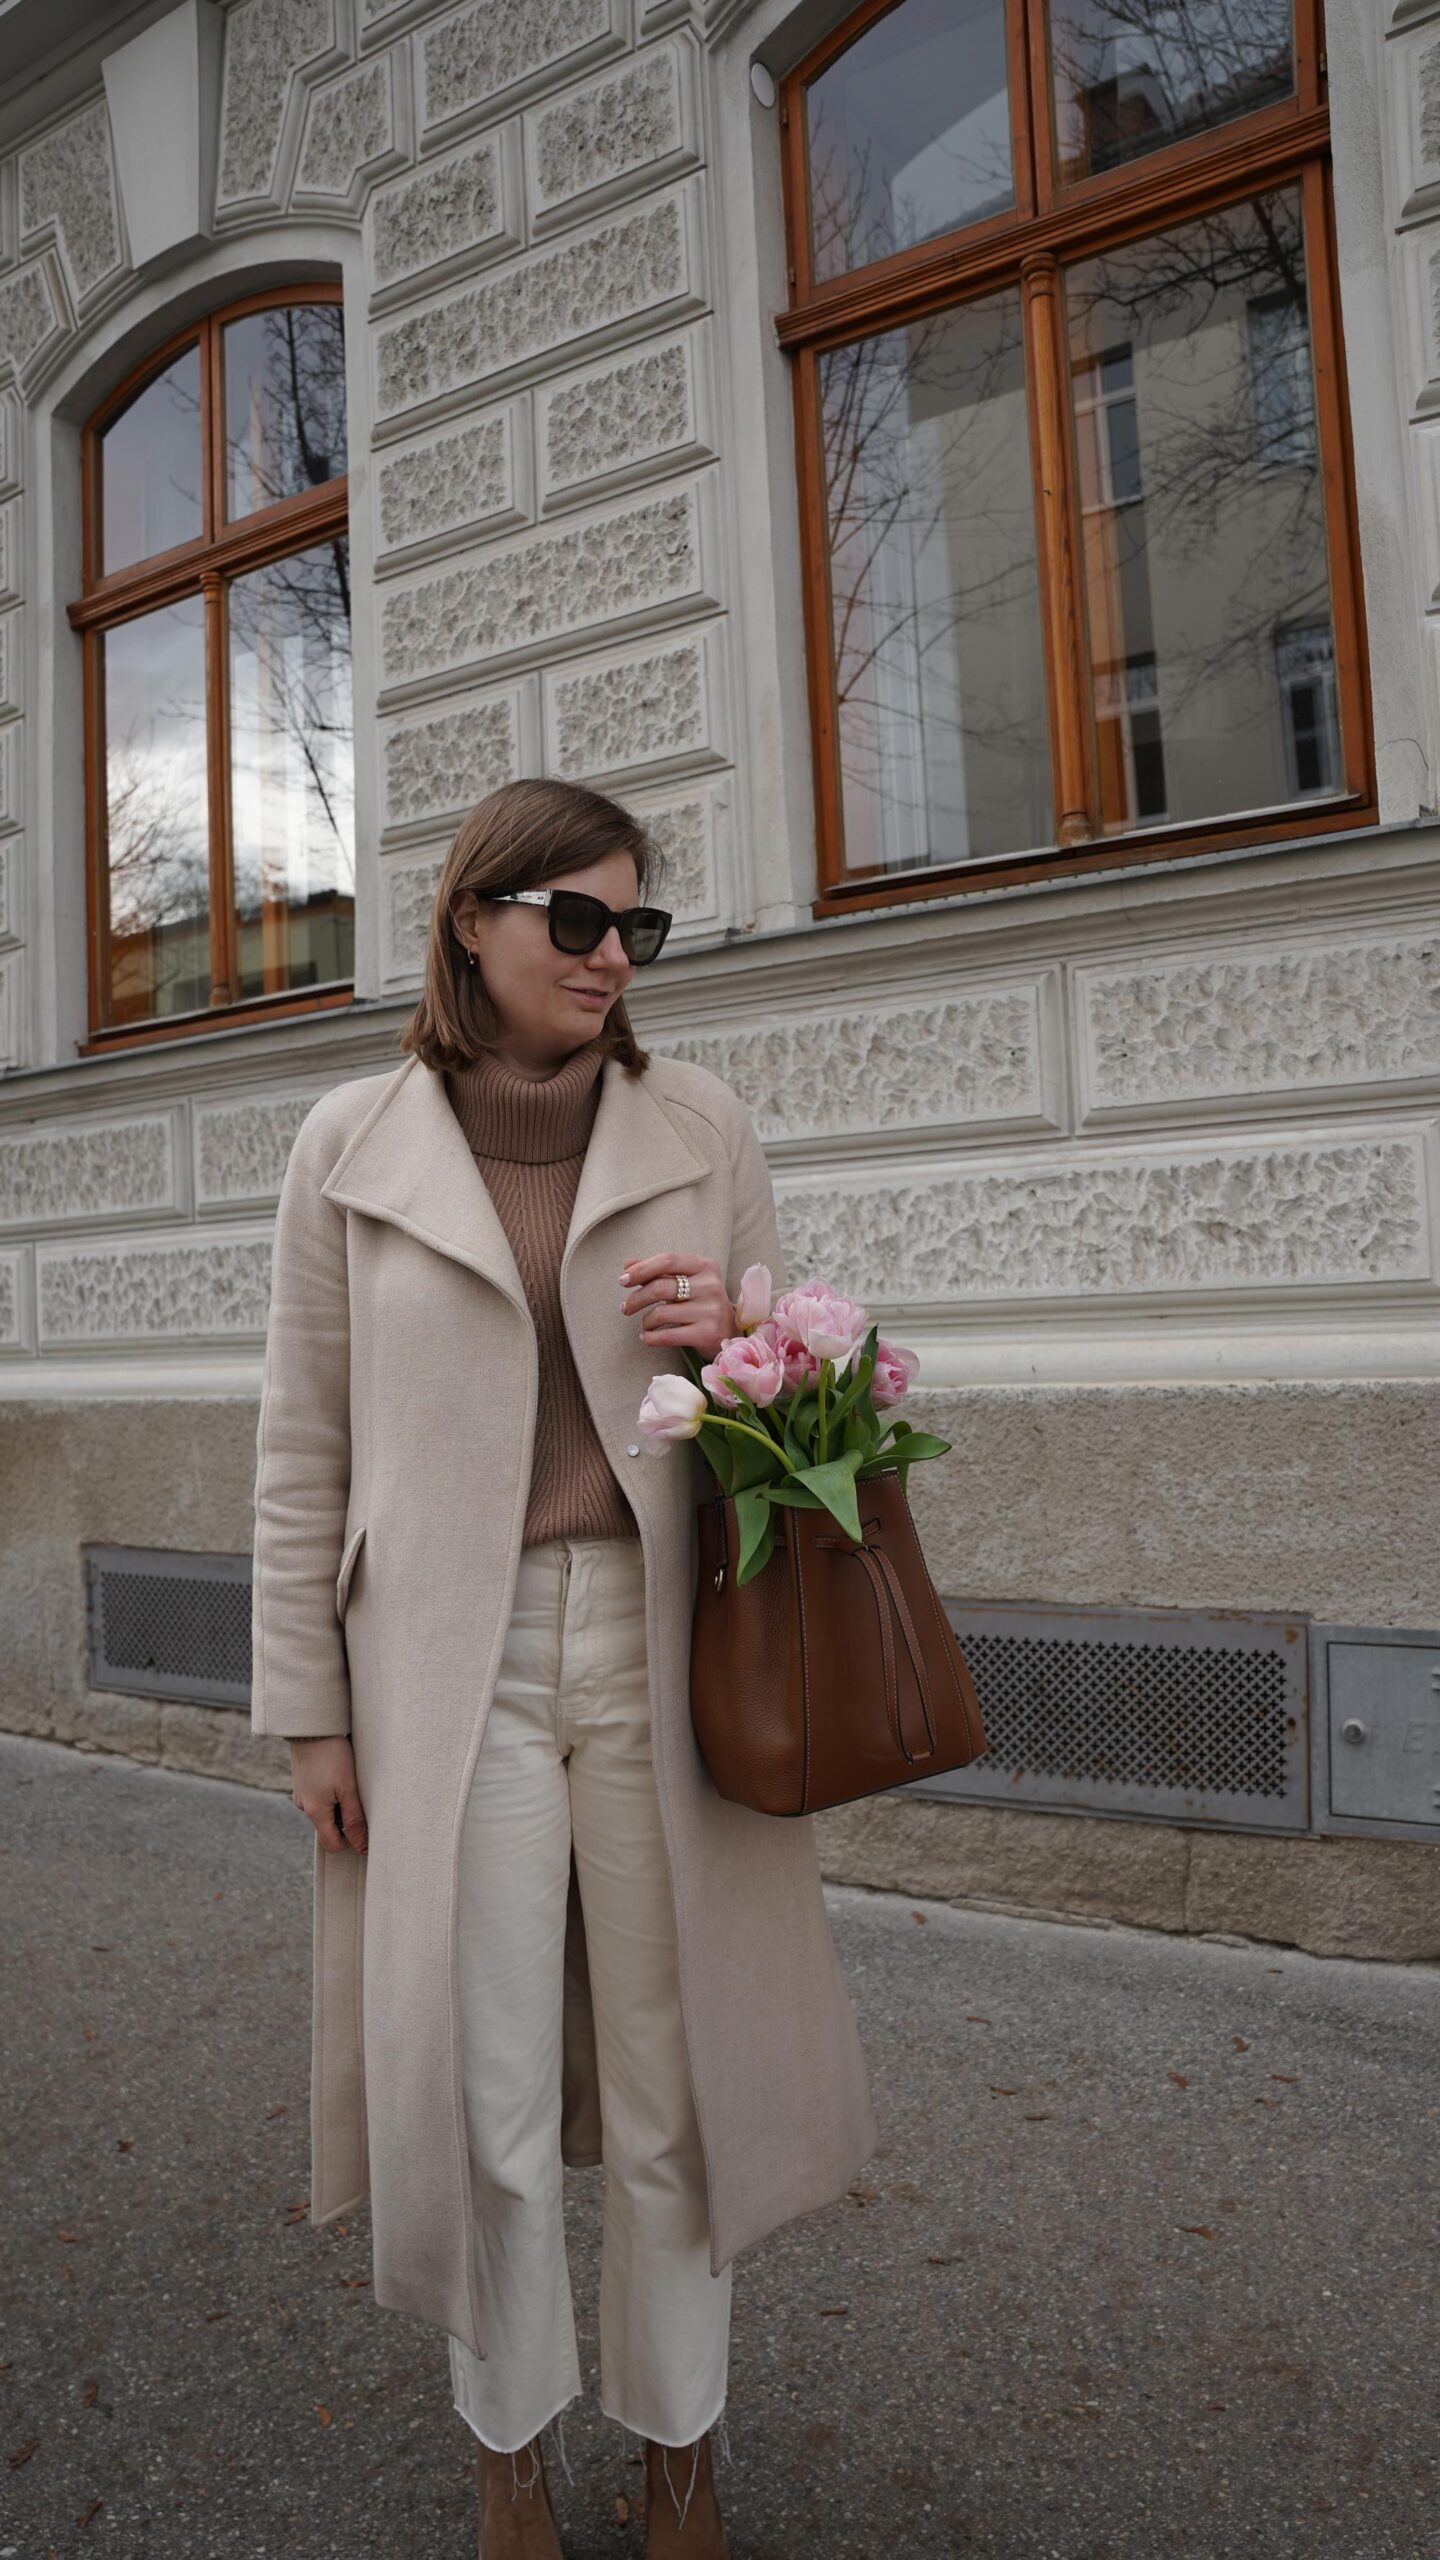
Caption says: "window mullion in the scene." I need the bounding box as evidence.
[203,570,236,1007]
[1020,0,1056,217]
[1021,248,1095,846]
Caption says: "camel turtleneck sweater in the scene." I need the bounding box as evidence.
[444,1032,639,1549]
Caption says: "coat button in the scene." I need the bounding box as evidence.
[626,1443,641,1457]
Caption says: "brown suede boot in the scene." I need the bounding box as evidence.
[475,2433,564,2560]
[643,2431,728,2558]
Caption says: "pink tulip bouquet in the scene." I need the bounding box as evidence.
[636,1266,950,1586]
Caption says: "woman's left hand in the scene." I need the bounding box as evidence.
[620,1253,735,1358]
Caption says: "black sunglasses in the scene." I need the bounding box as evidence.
[483,888,673,965]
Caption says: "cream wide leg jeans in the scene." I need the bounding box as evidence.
[447,1531,732,2456]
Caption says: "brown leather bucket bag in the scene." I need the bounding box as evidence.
[690,1467,989,1816]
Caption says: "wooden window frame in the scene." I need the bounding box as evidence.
[68,283,352,1055]
[778,0,1376,918]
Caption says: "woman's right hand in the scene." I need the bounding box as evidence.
[290,1736,369,1855]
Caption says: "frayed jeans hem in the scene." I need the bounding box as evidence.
[453,2384,580,2461]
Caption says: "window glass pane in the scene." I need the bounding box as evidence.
[1049,0,1293,187]
[1065,184,1341,838]
[807,0,1013,284]
[820,292,1051,874]
[103,599,211,1022]
[229,536,354,998]
[100,345,203,575]
[224,303,347,522]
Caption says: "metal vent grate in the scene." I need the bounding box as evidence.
[86,1547,253,1708]
[910,1599,1309,1831]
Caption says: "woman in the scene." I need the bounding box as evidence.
[250,779,879,2557]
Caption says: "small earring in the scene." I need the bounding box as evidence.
[466,948,476,969]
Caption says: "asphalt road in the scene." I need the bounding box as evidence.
[3,1730,1437,2560]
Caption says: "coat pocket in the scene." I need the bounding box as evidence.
[335,1521,367,1622]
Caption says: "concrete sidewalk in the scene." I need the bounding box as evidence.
[3,1730,1436,2559]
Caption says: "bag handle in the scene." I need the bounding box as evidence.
[817,1517,939,1765]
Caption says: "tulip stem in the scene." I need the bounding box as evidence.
[710,1415,797,1472]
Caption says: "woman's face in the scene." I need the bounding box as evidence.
[453,848,641,1067]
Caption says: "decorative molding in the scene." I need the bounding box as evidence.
[535,319,714,512]
[292,49,410,215]
[379,672,539,840]
[18,99,127,312]
[774,1125,1437,1312]
[1077,930,1440,1120]
[36,1227,276,1348]
[0,951,20,1075]
[524,38,701,239]
[0,500,19,607]
[416,0,628,152]
[659,979,1062,1145]
[378,475,720,702]
[631,780,722,927]
[194,1089,336,1207]
[367,122,523,310]
[0,609,22,722]
[0,257,70,389]
[543,616,727,787]
[382,847,446,983]
[0,725,21,834]
[372,178,707,432]
[215,0,344,217]
[0,1111,182,1233]
[0,1246,24,1348]
[374,396,531,569]
[0,391,19,498]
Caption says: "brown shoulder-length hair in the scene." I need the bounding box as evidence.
[400,778,666,1076]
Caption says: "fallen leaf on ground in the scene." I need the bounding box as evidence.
[1232,2036,1250,2050]
[1179,2225,1214,2239]
[615,2494,630,2525]
[315,2404,332,2427]
[8,2437,40,2468]
[1168,2071,1189,2088]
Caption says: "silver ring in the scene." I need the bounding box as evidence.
[674,1272,691,1302]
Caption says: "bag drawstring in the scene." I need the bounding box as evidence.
[816,1517,939,1763]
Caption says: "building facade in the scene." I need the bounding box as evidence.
[0,0,1436,1956]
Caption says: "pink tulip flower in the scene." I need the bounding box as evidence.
[731,1263,773,1333]
[637,1374,708,1450]
[754,1317,820,1393]
[871,1338,921,1408]
[771,1283,871,1376]
[700,1330,786,1410]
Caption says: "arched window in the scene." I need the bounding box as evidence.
[69,287,353,1048]
[779,0,1371,910]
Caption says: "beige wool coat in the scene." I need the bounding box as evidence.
[249,1044,879,2355]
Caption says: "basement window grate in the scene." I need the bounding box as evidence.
[909,1598,1309,1831]
[85,1546,253,1708]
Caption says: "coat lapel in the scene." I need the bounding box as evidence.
[319,1051,711,1309]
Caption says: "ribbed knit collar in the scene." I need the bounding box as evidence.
[444,1033,609,1164]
